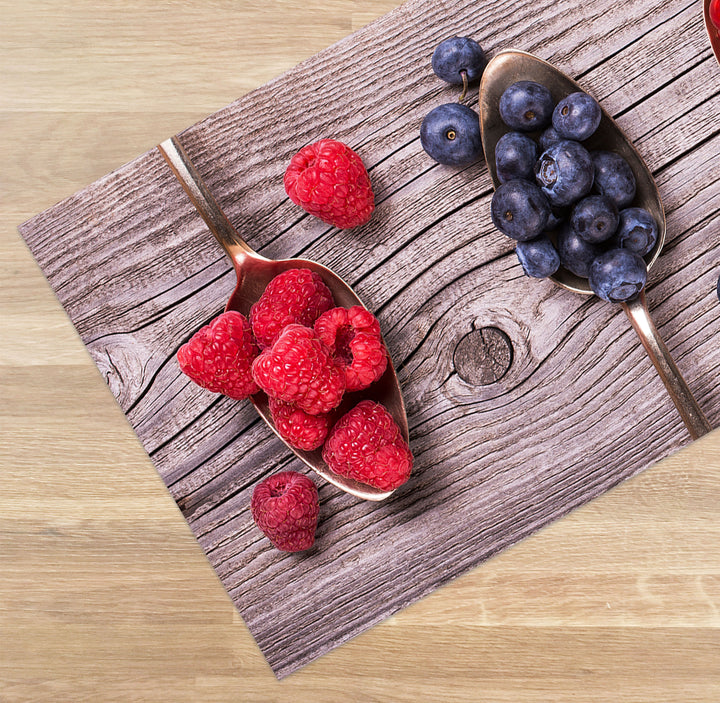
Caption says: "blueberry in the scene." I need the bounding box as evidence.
[552,91,602,141]
[539,126,562,151]
[592,151,637,209]
[545,206,568,232]
[569,195,619,243]
[495,131,539,183]
[614,207,659,257]
[431,36,487,85]
[589,248,647,302]
[534,140,594,207]
[498,80,554,132]
[420,103,482,165]
[557,222,604,278]
[491,179,551,241]
[515,235,560,278]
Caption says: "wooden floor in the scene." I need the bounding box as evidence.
[2,0,719,700]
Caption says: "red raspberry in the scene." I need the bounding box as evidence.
[314,306,388,392]
[252,324,345,415]
[268,398,332,451]
[284,139,375,229]
[250,268,334,349]
[177,310,259,399]
[251,471,319,552]
[322,400,413,491]
[711,0,720,30]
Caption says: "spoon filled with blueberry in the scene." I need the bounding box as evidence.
[476,49,711,439]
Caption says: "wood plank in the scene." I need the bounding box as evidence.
[13,0,720,681]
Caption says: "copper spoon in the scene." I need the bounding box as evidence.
[704,0,720,64]
[158,136,409,500]
[479,50,712,439]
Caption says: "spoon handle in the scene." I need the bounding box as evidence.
[158,136,257,259]
[620,290,713,440]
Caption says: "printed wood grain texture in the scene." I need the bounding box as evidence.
[17,0,720,678]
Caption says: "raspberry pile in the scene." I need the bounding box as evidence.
[178,267,413,551]
[253,323,346,416]
[314,305,388,392]
[176,310,259,400]
[250,268,334,349]
[323,400,413,491]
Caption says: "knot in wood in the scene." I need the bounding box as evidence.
[453,326,513,386]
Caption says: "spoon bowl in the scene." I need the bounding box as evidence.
[159,136,409,500]
[479,49,665,293]
[479,50,712,439]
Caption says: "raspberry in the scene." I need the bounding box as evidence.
[284,139,375,229]
[711,0,720,30]
[268,398,332,451]
[252,324,345,415]
[314,306,388,392]
[250,268,334,349]
[251,471,319,552]
[322,400,413,491]
[177,310,259,399]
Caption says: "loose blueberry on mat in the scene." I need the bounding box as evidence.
[592,150,637,209]
[420,103,482,165]
[557,222,604,278]
[552,91,602,141]
[589,248,647,302]
[495,131,539,183]
[534,139,594,207]
[491,179,551,241]
[539,126,562,151]
[499,80,554,131]
[431,36,487,85]
[515,235,560,278]
[570,195,619,244]
[614,207,659,257]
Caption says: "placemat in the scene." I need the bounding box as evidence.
[17,0,720,678]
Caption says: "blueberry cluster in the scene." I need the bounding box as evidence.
[490,80,659,303]
[420,37,486,166]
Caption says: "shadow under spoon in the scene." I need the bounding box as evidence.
[479,50,712,440]
[158,135,409,500]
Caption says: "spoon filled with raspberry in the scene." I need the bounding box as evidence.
[479,50,712,439]
[158,136,411,501]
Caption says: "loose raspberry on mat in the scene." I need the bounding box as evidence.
[314,306,388,392]
[177,310,259,399]
[250,268,334,349]
[322,400,413,491]
[252,324,346,415]
[284,139,375,229]
[268,398,332,452]
[251,471,319,552]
